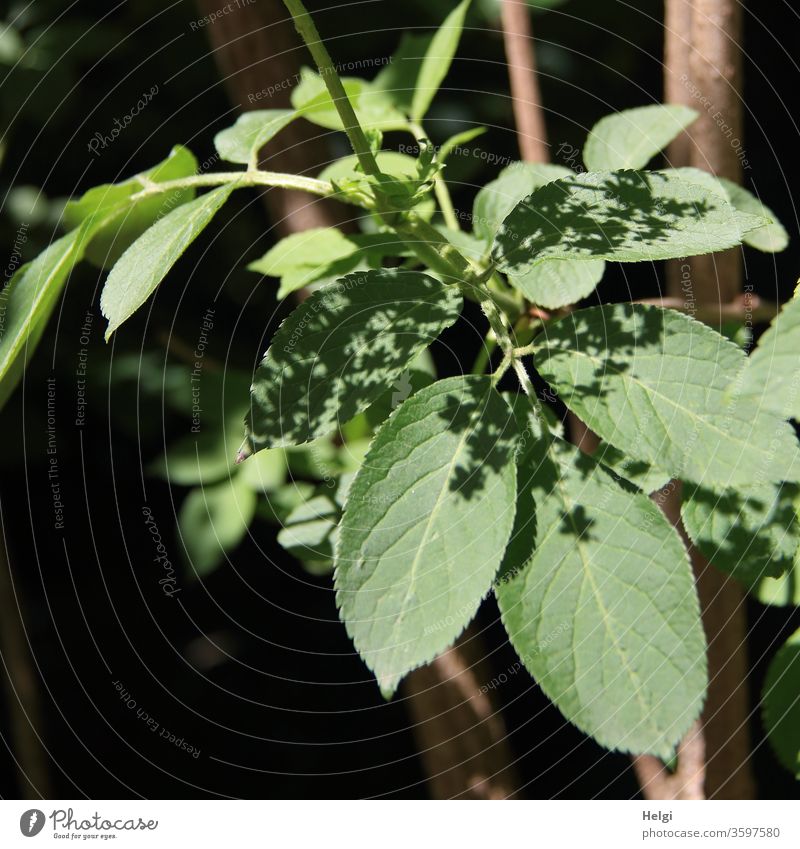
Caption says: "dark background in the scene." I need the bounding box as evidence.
[1,0,799,798]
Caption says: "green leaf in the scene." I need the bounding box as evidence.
[438,126,488,162]
[151,427,243,486]
[762,627,800,777]
[238,447,287,492]
[64,145,198,268]
[0,223,93,410]
[735,291,800,420]
[750,556,800,608]
[583,105,698,171]
[335,375,518,697]
[493,170,766,273]
[101,184,236,339]
[213,109,297,166]
[411,0,471,121]
[508,257,605,309]
[496,411,706,758]
[682,483,799,583]
[247,227,409,299]
[532,303,800,486]
[434,225,488,261]
[472,161,572,241]
[292,68,406,131]
[319,151,421,183]
[361,348,437,431]
[718,178,788,253]
[278,494,339,561]
[179,474,257,577]
[593,441,671,494]
[372,32,434,112]
[249,227,359,276]
[244,269,462,452]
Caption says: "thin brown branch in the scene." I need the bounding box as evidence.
[500,0,549,163]
[404,627,520,799]
[683,0,744,310]
[635,294,777,325]
[632,721,706,800]
[662,0,755,800]
[664,0,695,168]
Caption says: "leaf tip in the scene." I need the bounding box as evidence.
[378,679,398,701]
[235,440,252,465]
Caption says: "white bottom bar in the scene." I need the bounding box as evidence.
[1,800,797,848]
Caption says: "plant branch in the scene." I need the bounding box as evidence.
[132,169,337,201]
[662,0,755,800]
[282,0,382,179]
[635,294,778,325]
[196,0,352,236]
[408,121,460,230]
[632,720,706,800]
[499,0,549,163]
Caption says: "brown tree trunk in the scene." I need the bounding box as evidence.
[196,0,349,234]
[662,0,755,799]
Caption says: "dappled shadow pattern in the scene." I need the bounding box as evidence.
[431,384,520,500]
[244,269,461,452]
[683,483,798,583]
[494,169,733,272]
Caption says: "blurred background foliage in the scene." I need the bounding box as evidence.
[1,0,799,798]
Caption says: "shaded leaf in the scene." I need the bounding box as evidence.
[735,290,800,420]
[472,161,572,241]
[593,441,671,494]
[496,409,706,758]
[750,556,800,608]
[244,269,462,452]
[682,483,799,583]
[493,170,766,273]
[532,303,800,486]
[335,375,518,697]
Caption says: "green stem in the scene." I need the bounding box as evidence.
[282,0,532,399]
[408,121,460,231]
[512,358,536,399]
[283,0,381,179]
[132,170,337,201]
[491,352,512,385]
[512,343,536,358]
